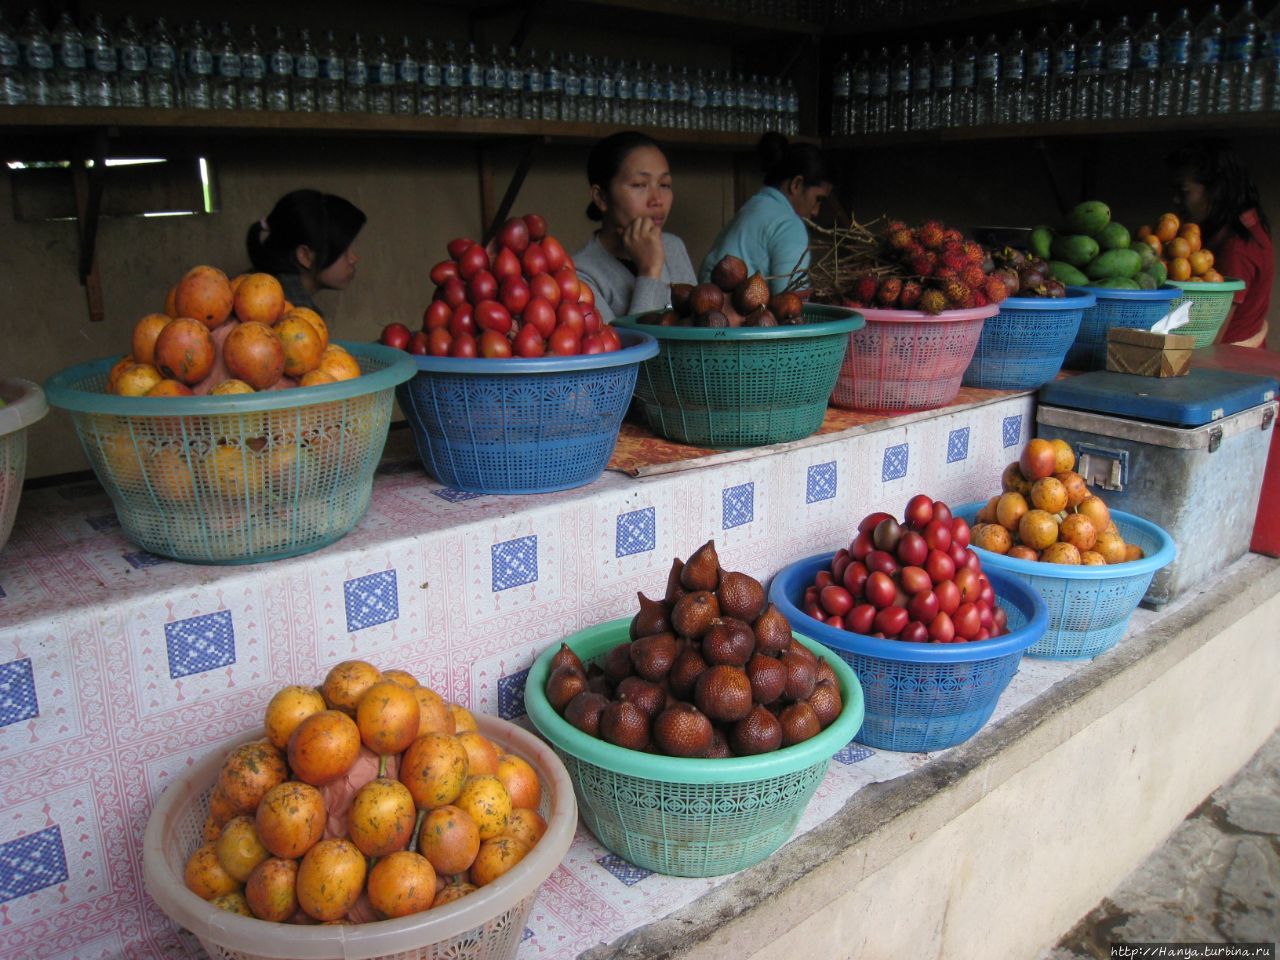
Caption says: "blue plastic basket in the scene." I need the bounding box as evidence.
[768,557,1049,753]
[954,504,1177,660]
[396,329,657,494]
[963,288,1096,389]
[1064,285,1181,371]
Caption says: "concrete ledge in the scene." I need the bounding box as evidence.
[586,553,1280,960]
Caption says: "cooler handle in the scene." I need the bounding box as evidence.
[1077,445,1128,492]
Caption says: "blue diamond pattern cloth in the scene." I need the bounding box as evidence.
[497,669,529,721]
[806,462,837,503]
[522,928,534,942]
[615,507,656,558]
[123,551,167,569]
[0,658,38,728]
[1002,415,1023,448]
[84,514,119,531]
[0,826,68,903]
[835,742,875,764]
[433,487,484,503]
[882,443,909,482]
[492,536,538,592]
[947,427,970,463]
[165,610,236,680]
[344,570,399,632]
[597,853,651,886]
[722,482,754,529]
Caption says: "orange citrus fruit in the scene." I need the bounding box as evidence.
[1188,249,1214,276]
[1155,213,1180,243]
[1169,257,1192,281]
[233,273,287,326]
[1165,237,1191,261]
[1018,509,1060,551]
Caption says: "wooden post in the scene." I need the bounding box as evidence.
[72,129,109,323]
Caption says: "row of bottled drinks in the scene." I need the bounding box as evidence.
[831,2,1280,135]
[0,10,800,134]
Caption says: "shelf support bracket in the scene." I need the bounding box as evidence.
[482,136,541,246]
[72,128,109,322]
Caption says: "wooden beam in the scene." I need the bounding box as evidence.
[72,129,109,323]
[483,137,541,245]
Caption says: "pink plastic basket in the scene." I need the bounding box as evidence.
[831,303,998,412]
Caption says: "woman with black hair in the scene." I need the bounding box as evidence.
[699,133,833,294]
[246,189,366,316]
[572,131,698,324]
[1167,139,1273,348]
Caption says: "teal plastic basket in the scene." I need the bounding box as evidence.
[0,378,48,553]
[611,305,863,448]
[524,618,865,877]
[44,342,415,565]
[1165,277,1247,348]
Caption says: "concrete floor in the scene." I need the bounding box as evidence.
[1045,725,1280,957]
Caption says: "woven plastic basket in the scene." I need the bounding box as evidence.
[831,303,997,412]
[962,289,1096,390]
[1165,277,1247,348]
[142,714,576,960]
[955,504,1177,660]
[44,342,415,564]
[524,618,865,877]
[0,379,48,554]
[1064,285,1181,370]
[396,329,657,494]
[611,305,863,448]
[769,557,1048,753]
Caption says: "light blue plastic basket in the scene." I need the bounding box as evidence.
[769,557,1049,753]
[954,504,1177,659]
[1064,284,1181,370]
[963,288,1096,389]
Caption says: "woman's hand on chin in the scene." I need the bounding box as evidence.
[621,216,666,279]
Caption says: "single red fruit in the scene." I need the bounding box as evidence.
[951,517,971,548]
[542,236,568,272]
[844,603,877,634]
[408,330,429,355]
[446,237,474,260]
[580,333,605,354]
[522,297,557,338]
[479,329,513,358]
[430,260,459,285]
[819,585,854,617]
[529,272,561,307]
[523,213,547,240]
[928,611,956,643]
[899,620,929,643]
[873,605,908,638]
[556,301,585,334]
[499,276,531,316]
[923,518,953,552]
[423,299,452,331]
[459,243,490,279]
[380,322,411,350]
[449,302,475,338]
[908,589,939,624]
[554,266,580,303]
[428,328,452,357]
[513,324,545,358]
[904,494,933,530]
[842,560,869,597]
[493,246,522,281]
[896,531,928,567]
[468,270,498,304]
[522,243,548,277]
[498,217,530,253]
[475,300,513,335]
[864,571,896,609]
[443,277,468,308]
[448,332,478,358]
[548,325,580,356]
[858,511,895,534]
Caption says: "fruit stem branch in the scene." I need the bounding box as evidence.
[409,807,427,852]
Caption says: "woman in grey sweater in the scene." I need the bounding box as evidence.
[573,132,698,325]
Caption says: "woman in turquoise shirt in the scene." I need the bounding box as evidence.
[699,133,833,294]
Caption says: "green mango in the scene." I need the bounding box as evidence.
[1145,260,1168,285]
[1050,234,1100,268]
[1066,200,1112,236]
[1049,261,1090,285]
[1029,225,1054,260]
[1091,277,1142,290]
[1085,249,1144,280]
[1134,272,1158,290]
[1135,243,1158,268]
[1096,222,1131,250]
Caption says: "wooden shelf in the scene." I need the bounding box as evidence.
[825,0,1056,36]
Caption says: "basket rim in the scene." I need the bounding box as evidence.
[769,557,1049,664]
[612,304,863,341]
[999,287,1097,311]
[524,618,865,783]
[1166,277,1247,293]
[0,378,49,437]
[43,340,416,416]
[953,502,1178,580]
[405,327,658,375]
[852,302,999,324]
[141,714,577,960]
[1080,283,1182,301]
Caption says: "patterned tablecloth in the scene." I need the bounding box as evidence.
[1,391,1059,960]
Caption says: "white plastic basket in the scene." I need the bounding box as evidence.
[142,714,576,960]
[0,378,48,553]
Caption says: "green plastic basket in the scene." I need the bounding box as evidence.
[524,617,865,877]
[43,342,415,565]
[611,305,863,448]
[1165,277,1247,348]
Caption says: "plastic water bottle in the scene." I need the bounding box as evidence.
[830,50,851,134]
[521,47,541,121]
[238,26,264,111]
[439,40,460,117]
[369,35,393,114]
[597,57,616,124]
[84,13,117,107]
[541,49,562,121]
[612,56,630,124]
[51,11,86,107]
[1101,16,1132,119]
[504,46,523,120]
[0,11,24,106]
[180,20,211,110]
[848,49,870,133]
[482,44,503,119]
[931,41,954,128]
[1159,8,1193,116]
[263,27,290,111]
[1026,25,1051,122]
[1189,4,1226,114]
[689,63,707,128]
[1224,1,1263,112]
[911,41,933,130]
[210,20,240,111]
[393,36,417,115]
[975,33,1000,125]
[414,40,436,116]
[1050,21,1078,121]
[293,29,319,113]
[19,10,53,106]
[720,69,738,131]
[735,71,752,131]
[660,63,679,129]
[867,46,890,132]
[140,17,174,109]
[786,77,800,134]
[999,29,1026,124]
[561,52,580,122]
[344,33,368,113]
[887,43,910,131]
[954,36,978,126]
[1130,12,1161,118]
[116,17,147,107]
[582,53,600,124]
[1265,3,1280,110]
[1075,19,1106,119]
[629,60,647,126]
[678,65,694,129]
[704,68,723,131]
[317,29,343,113]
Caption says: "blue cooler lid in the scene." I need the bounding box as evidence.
[1038,368,1279,427]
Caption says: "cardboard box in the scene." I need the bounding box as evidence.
[1106,328,1195,378]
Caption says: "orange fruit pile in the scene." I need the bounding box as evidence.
[1136,214,1224,284]
[185,663,546,924]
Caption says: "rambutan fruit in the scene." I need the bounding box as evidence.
[886,227,914,251]
[943,279,972,308]
[964,241,985,264]
[940,248,969,272]
[984,275,1010,304]
[916,220,945,250]
[961,264,987,291]
[942,228,964,246]
[972,289,989,308]
[853,274,879,303]
[919,288,948,315]
[876,277,903,306]
[899,280,923,309]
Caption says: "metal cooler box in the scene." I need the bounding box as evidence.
[1037,368,1278,607]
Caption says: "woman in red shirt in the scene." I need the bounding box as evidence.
[1167,140,1274,348]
